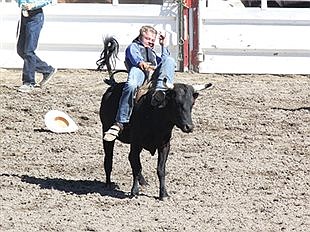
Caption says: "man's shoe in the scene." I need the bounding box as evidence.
[17,84,35,93]
[103,123,123,142]
[39,67,57,87]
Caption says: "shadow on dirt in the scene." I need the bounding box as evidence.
[272,106,310,112]
[33,128,52,133]
[22,175,129,199]
[1,173,129,199]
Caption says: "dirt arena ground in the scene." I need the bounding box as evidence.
[0,68,309,231]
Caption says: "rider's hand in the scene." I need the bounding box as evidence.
[139,61,155,71]
[159,31,167,46]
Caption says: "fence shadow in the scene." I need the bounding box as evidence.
[1,173,129,199]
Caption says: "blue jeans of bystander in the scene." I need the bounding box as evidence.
[17,11,53,86]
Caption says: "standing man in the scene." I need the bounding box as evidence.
[16,0,57,93]
[104,25,176,141]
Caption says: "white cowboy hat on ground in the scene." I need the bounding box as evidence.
[44,110,78,133]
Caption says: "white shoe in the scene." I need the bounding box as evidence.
[103,124,122,141]
[17,84,35,93]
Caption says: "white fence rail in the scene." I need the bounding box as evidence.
[197,0,310,74]
[2,0,310,74]
[0,1,179,70]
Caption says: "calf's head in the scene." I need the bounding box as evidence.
[161,83,199,133]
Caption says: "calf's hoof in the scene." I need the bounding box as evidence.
[131,186,140,197]
[158,190,169,201]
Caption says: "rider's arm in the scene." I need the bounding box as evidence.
[125,43,144,67]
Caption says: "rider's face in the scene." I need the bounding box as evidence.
[141,31,156,49]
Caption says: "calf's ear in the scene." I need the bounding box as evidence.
[158,91,173,108]
[193,92,199,100]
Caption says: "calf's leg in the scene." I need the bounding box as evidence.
[103,140,115,187]
[157,142,170,200]
[129,144,143,196]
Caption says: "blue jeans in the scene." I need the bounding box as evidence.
[17,11,53,86]
[116,56,175,124]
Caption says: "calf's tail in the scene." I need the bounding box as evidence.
[96,36,119,75]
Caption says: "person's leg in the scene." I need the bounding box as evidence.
[35,56,54,75]
[104,67,145,141]
[17,15,53,76]
[116,67,145,124]
[151,56,175,107]
[17,17,26,60]
[154,56,175,90]
[30,13,55,76]
[21,13,44,86]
